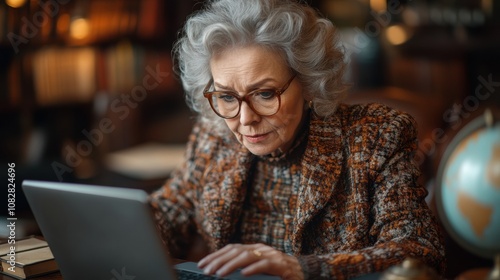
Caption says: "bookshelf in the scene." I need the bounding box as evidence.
[0,0,198,191]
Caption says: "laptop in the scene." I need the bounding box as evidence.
[21,180,280,280]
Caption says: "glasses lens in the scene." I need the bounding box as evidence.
[249,90,280,116]
[210,92,240,118]
[209,90,281,118]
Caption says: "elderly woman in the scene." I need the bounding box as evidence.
[150,0,445,279]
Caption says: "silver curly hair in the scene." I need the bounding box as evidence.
[173,0,348,132]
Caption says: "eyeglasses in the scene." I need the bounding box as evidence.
[203,75,296,119]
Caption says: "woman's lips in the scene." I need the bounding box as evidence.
[243,133,269,143]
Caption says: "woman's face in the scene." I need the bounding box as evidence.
[209,45,306,156]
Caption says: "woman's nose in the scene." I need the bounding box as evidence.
[239,101,260,125]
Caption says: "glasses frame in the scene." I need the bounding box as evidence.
[203,75,296,119]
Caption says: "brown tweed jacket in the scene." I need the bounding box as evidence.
[150,103,446,279]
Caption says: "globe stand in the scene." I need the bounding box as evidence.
[457,254,500,280]
[380,258,440,280]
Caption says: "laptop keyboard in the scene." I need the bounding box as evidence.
[174,261,281,279]
[176,269,223,280]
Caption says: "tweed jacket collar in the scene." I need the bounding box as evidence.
[200,111,345,254]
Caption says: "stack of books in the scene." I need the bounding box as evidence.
[0,236,58,279]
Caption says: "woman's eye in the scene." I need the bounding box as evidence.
[218,94,237,102]
[256,91,276,99]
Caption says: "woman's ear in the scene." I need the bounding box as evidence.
[303,99,313,110]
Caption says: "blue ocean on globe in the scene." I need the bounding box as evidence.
[441,124,500,255]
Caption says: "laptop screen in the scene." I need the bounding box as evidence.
[22,180,176,280]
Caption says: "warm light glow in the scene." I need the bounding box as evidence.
[402,8,420,27]
[70,18,90,40]
[5,0,26,8]
[57,13,71,37]
[385,25,409,45]
[370,0,386,12]
[482,0,493,15]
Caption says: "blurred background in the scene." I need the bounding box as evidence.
[1,0,499,278]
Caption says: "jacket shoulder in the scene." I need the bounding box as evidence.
[331,103,418,140]
[337,103,416,128]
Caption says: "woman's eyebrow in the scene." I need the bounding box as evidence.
[214,78,279,92]
[213,82,234,91]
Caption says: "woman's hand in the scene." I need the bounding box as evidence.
[197,243,304,280]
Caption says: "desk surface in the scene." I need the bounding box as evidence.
[0,272,62,280]
[0,270,383,280]
[0,258,186,280]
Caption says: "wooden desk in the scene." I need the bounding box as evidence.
[0,272,62,280]
[0,259,187,280]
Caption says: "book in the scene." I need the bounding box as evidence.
[0,237,58,279]
[0,237,48,256]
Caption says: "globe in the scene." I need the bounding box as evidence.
[436,109,500,278]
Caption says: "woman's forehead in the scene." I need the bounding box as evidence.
[210,46,290,84]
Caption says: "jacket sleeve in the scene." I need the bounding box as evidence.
[149,121,207,258]
[298,108,446,279]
